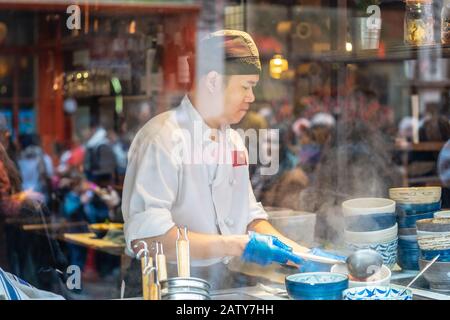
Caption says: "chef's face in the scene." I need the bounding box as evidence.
[222,74,259,125]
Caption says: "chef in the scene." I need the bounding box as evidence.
[122,30,343,296]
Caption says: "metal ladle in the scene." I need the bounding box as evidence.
[398,254,440,297]
[346,249,384,280]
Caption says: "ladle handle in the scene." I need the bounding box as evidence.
[400,254,440,296]
[292,251,345,265]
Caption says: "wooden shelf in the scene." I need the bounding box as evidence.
[0,1,200,15]
[291,44,450,64]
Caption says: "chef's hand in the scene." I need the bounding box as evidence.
[241,232,304,266]
[298,248,347,273]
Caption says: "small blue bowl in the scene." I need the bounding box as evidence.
[345,213,397,232]
[421,249,450,262]
[343,286,413,300]
[285,272,348,300]
[397,211,435,228]
[397,202,441,216]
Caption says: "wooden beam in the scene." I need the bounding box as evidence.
[0,1,200,15]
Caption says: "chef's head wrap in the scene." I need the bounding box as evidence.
[197,29,261,76]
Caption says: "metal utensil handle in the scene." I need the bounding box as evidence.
[292,251,345,265]
[157,253,168,282]
[149,267,161,300]
[141,257,151,300]
[177,239,190,277]
[400,254,440,296]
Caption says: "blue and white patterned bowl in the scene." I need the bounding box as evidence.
[285,272,348,300]
[344,213,397,232]
[389,187,441,205]
[343,286,413,300]
[397,211,435,229]
[435,210,450,219]
[344,223,398,244]
[396,202,441,216]
[397,239,420,271]
[421,249,450,262]
[346,238,398,269]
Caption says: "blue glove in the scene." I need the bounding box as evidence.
[298,248,347,273]
[242,232,304,266]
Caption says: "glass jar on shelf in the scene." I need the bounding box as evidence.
[442,1,450,44]
[404,0,434,46]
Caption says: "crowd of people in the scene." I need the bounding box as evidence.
[0,114,128,294]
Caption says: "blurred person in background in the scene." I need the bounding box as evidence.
[17,134,54,206]
[419,102,450,142]
[107,129,128,177]
[83,118,117,186]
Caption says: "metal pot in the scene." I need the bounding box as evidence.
[161,277,211,297]
[162,291,211,300]
[161,277,210,291]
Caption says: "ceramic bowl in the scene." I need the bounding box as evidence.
[435,210,450,219]
[419,258,450,292]
[342,198,395,216]
[285,272,348,300]
[344,213,397,232]
[398,234,417,242]
[344,223,398,244]
[331,264,391,288]
[396,202,441,216]
[389,187,441,204]
[421,249,450,262]
[343,286,413,300]
[397,239,420,270]
[416,218,450,233]
[417,235,450,251]
[398,227,417,236]
[397,212,434,229]
[346,238,398,269]
[416,218,450,250]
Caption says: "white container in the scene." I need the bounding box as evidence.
[268,210,316,246]
[342,198,396,216]
[331,264,391,288]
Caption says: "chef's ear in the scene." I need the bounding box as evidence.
[205,71,221,93]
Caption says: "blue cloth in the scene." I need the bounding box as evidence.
[242,232,303,266]
[0,268,64,300]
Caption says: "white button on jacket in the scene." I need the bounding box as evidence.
[122,96,268,266]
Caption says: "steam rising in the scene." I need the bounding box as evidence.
[298,120,402,244]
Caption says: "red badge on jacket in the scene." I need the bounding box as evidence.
[232,150,247,167]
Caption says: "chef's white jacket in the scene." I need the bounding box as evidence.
[122,96,268,266]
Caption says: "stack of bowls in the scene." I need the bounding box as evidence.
[343,286,413,300]
[416,218,450,292]
[342,198,398,269]
[285,272,348,300]
[161,277,211,300]
[389,187,442,271]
